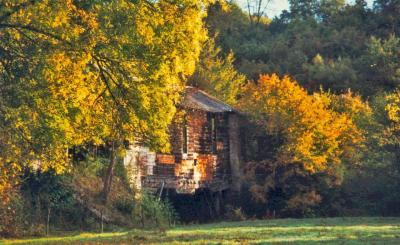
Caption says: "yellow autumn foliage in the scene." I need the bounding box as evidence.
[385,89,400,123]
[384,89,400,146]
[0,0,212,202]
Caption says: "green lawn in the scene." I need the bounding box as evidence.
[2,217,400,244]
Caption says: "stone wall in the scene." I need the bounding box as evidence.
[123,145,155,189]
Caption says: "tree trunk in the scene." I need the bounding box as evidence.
[35,195,41,226]
[102,141,116,204]
[140,204,145,228]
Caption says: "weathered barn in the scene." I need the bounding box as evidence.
[124,86,242,197]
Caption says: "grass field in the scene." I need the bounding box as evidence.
[2,217,400,244]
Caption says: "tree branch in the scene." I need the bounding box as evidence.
[0,23,71,44]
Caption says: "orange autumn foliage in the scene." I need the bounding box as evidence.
[238,74,364,173]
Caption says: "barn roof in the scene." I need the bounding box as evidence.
[182,86,234,113]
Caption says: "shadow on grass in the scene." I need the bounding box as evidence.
[2,217,400,245]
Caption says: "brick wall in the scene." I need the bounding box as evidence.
[168,109,231,179]
[138,108,232,193]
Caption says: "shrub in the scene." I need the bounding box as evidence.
[0,192,26,237]
[21,170,79,232]
[224,204,247,221]
[75,158,107,178]
[133,191,179,228]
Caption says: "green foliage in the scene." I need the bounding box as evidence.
[206,0,399,95]
[303,54,357,92]
[289,0,319,19]
[78,155,127,180]
[373,0,400,36]
[189,37,246,105]
[360,36,400,91]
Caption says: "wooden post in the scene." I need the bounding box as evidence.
[158,181,165,200]
[204,190,213,219]
[214,191,221,217]
[100,210,104,233]
[46,207,51,236]
[228,114,242,193]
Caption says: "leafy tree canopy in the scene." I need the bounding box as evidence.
[0,0,211,201]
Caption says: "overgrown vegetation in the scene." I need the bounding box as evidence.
[0,156,178,237]
[132,191,179,229]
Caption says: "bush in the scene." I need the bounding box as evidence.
[133,191,179,228]
[224,204,247,221]
[0,192,26,237]
[75,158,107,178]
